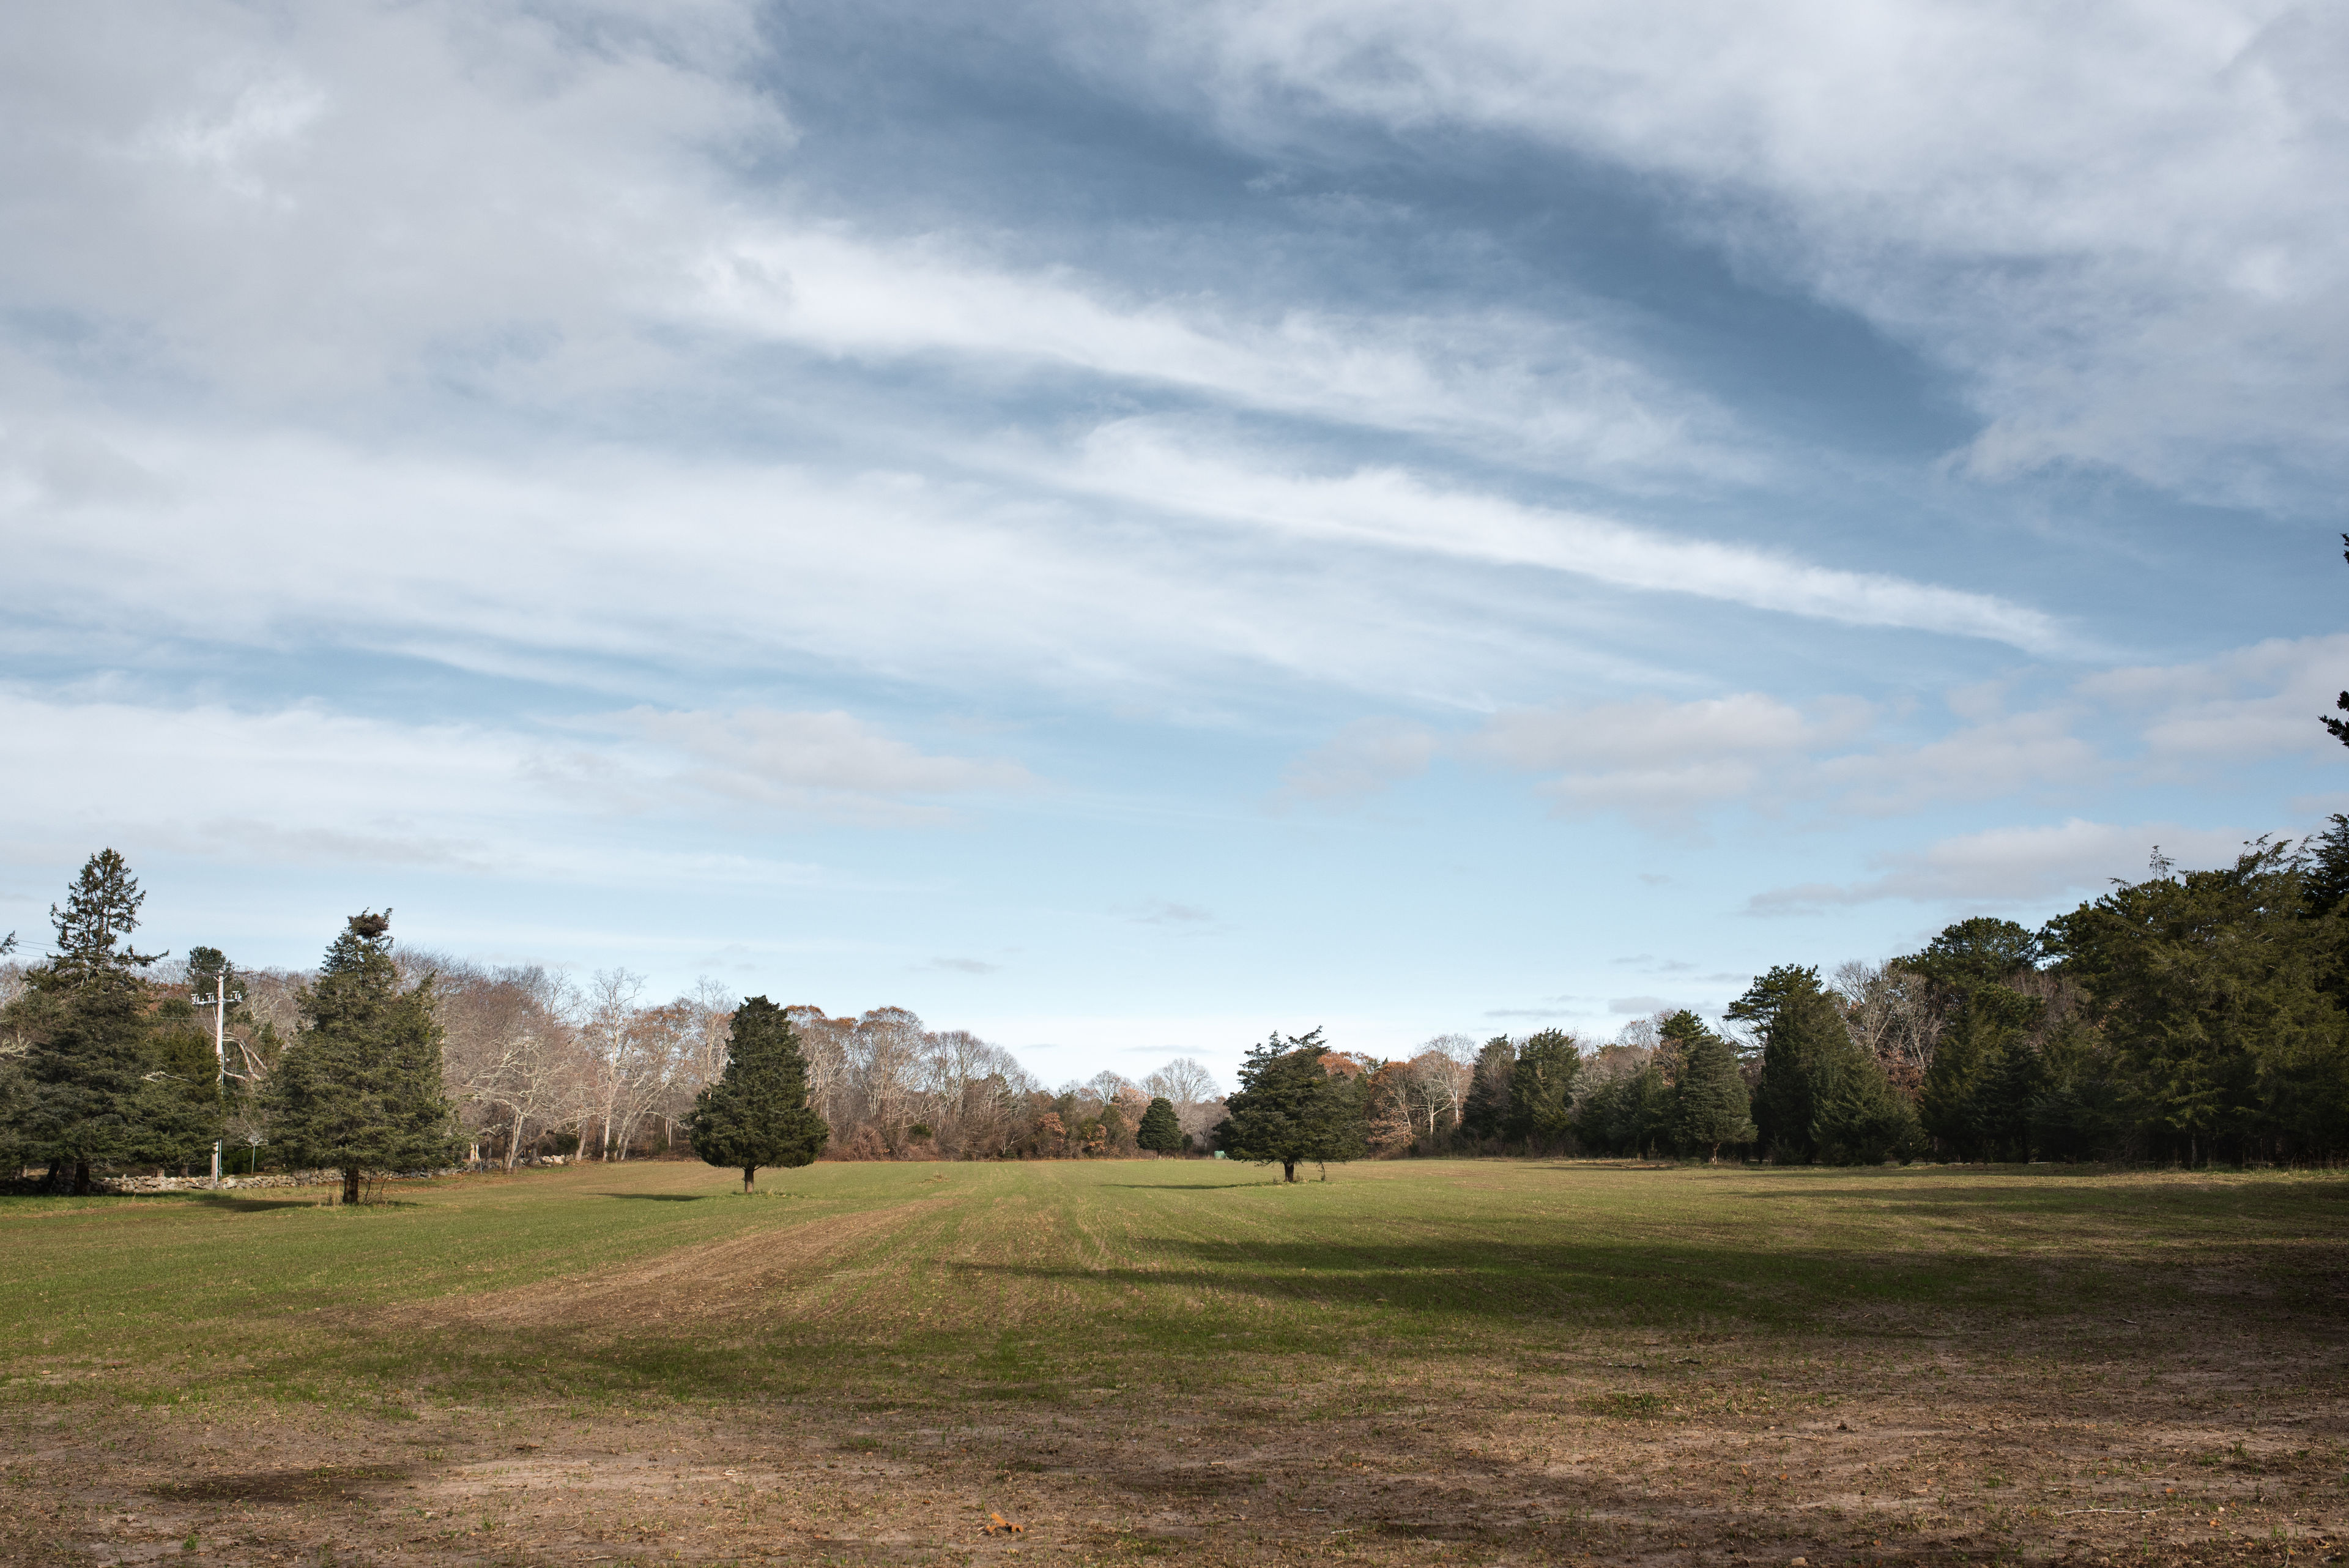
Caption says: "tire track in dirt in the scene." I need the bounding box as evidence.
[389,1197,953,1334]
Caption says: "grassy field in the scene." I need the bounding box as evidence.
[4,1158,2347,1566]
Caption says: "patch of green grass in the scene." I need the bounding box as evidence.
[5,1159,2346,1414]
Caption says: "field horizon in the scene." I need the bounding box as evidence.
[4,1156,2344,1566]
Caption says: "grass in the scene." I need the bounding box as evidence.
[4,1156,2344,1413]
[6,1159,2348,1566]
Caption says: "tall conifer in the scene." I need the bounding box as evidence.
[15,850,214,1192]
[1135,1095,1182,1153]
[264,912,461,1203]
[1666,1013,1755,1162]
[685,996,829,1192]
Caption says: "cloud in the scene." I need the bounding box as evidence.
[921,956,1001,975]
[1608,994,1679,1015]
[622,707,1034,823]
[1133,0,2349,506]
[696,234,1745,483]
[1466,691,1872,823]
[1069,425,2069,652]
[1745,818,2256,914]
[1817,703,2104,816]
[1278,716,1439,803]
[0,688,1001,878]
[2079,633,2349,765]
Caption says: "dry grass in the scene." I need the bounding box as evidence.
[4,1158,2347,1566]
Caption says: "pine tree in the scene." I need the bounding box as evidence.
[1751,971,1921,1165]
[2046,841,2349,1165]
[264,912,462,1203]
[13,850,214,1193]
[1460,1035,1515,1142]
[685,996,829,1192]
[1504,1029,1579,1148]
[1667,1013,1754,1162]
[1216,1028,1366,1181]
[1135,1095,1183,1153]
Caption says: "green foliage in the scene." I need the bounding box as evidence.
[684,995,829,1191]
[263,913,464,1202]
[1217,1028,1366,1181]
[1574,1058,1672,1157]
[1666,1013,1754,1160]
[1904,917,2051,1161]
[1901,917,2043,990]
[1725,965,1819,1041]
[1460,1035,1514,1141]
[2307,814,2349,921]
[2047,841,2349,1163]
[1504,1028,1579,1146]
[1752,973,1921,1165]
[1135,1095,1183,1153]
[46,848,167,983]
[7,851,218,1189]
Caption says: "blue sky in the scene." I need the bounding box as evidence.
[4,1,2347,1089]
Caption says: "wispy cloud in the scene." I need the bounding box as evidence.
[1066,425,2071,652]
[1745,819,2255,915]
[1277,716,1439,803]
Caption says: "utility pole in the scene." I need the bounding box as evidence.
[191,965,242,1183]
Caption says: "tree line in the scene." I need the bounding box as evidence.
[11,825,2349,1193]
[1196,825,2349,1177]
[0,851,1225,1193]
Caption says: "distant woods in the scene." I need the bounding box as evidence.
[0,852,1229,1189]
[11,825,2349,1189]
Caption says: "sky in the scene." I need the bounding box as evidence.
[4,1,2347,1091]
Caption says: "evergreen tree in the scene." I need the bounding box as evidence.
[1216,1028,1366,1181]
[1666,1013,1754,1161]
[1901,918,2047,1160]
[1572,1069,1633,1155]
[685,995,829,1192]
[1725,964,1819,1049]
[1627,1058,1675,1157]
[2307,814,2349,921]
[1902,917,2043,990]
[12,850,215,1193]
[1751,971,1922,1165]
[1460,1035,1515,1142]
[2046,841,2349,1165]
[1135,1095,1183,1153]
[264,912,462,1203]
[1504,1029,1579,1148]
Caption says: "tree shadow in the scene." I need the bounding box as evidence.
[595,1192,705,1202]
[946,1214,2348,1338]
[185,1194,330,1213]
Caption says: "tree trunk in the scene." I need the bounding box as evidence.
[1282,1161,1297,1183]
[507,1109,525,1172]
[42,1157,64,1194]
[72,1161,91,1196]
[343,1165,362,1205]
[741,1165,756,1195]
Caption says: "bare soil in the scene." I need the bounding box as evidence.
[6,1307,2342,1564]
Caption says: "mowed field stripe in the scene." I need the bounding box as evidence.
[396,1195,957,1332]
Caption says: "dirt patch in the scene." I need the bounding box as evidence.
[10,1307,2347,1568]
[150,1464,407,1505]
